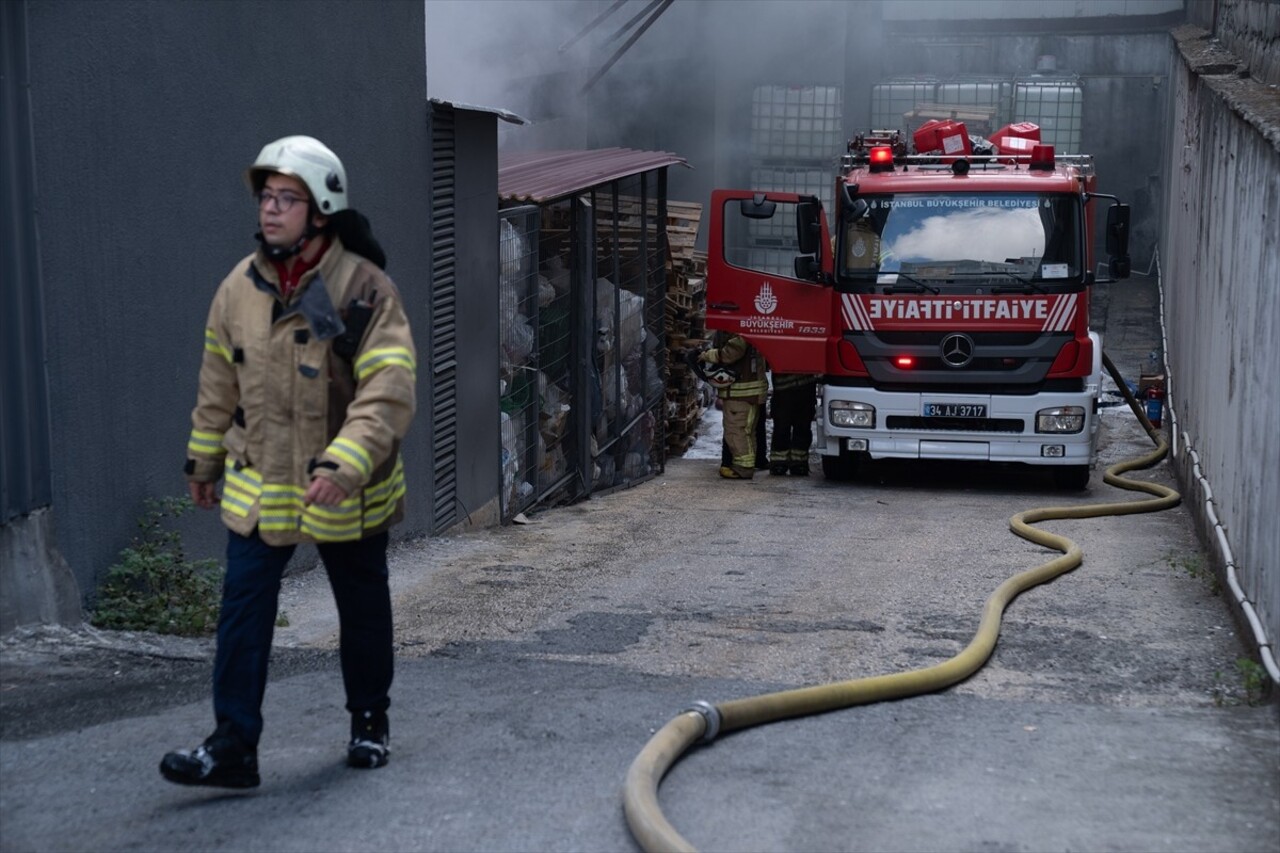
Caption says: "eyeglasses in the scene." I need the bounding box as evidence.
[256,190,308,212]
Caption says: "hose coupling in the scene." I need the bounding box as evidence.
[681,700,721,743]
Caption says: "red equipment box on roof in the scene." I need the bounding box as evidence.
[912,119,972,156]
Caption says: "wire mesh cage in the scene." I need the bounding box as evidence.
[591,175,667,492]
[497,170,670,521]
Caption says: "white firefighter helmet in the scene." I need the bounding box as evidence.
[686,349,738,389]
[245,135,348,214]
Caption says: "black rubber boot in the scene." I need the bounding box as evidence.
[348,710,390,769]
[160,723,260,789]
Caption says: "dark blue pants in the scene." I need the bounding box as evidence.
[213,529,393,747]
[770,384,816,464]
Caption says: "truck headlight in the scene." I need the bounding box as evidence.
[829,400,875,428]
[1036,406,1085,433]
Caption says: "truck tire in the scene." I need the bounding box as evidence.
[1052,465,1091,491]
[821,450,859,481]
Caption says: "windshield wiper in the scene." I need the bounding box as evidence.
[950,270,1046,293]
[880,272,940,294]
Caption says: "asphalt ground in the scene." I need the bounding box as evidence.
[2,273,1277,853]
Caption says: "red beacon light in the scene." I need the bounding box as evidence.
[893,355,915,369]
[1029,144,1056,170]
[869,145,894,172]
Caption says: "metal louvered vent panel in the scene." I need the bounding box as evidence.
[430,104,459,533]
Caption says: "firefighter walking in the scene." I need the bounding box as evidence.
[161,136,416,788]
[700,331,767,479]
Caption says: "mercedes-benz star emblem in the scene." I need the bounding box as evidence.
[940,333,975,368]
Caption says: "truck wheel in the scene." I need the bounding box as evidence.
[821,451,859,481]
[1052,465,1091,491]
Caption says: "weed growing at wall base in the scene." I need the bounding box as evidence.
[1236,658,1267,706]
[91,496,222,636]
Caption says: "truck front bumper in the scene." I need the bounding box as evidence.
[816,385,1101,466]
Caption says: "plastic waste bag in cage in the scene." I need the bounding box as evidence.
[500,218,528,289]
[542,254,571,298]
[501,314,535,366]
[538,274,556,308]
[500,411,523,511]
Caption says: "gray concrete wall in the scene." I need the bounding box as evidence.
[1185,0,1280,85]
[9,0,433,616]
[1201,0,1279,86]
[1163,25,1279,662]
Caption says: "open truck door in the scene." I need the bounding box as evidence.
[706,189,834,374]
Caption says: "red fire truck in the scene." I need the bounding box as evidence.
[705,124,1132,488]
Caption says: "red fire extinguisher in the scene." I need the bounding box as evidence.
[1145,385,1165,429]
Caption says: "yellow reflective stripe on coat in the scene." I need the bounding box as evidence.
[301,498,364,542]
[363,458,406,528]
[222,467,263,518]
[204,328,233,364]
[772,373,817,391]
[259,484,305,532]
[187,429,226,456]
[220,462,404,541]
[327,437,373,477]
[355,346,416,381]
[725,379,768,398]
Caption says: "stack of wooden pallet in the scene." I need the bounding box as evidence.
[664,200,702,262]
[665,239,708,457]
[592,197,703,273]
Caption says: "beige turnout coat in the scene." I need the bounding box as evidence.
[186,239,416,544]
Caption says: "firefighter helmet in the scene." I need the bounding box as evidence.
[686,349,738,389]
[245,135,348,214]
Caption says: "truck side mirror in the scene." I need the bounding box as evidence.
[1105,203,1131,280]
[739,193,777,220]
[793,254,821,282]
[796,201,821,255]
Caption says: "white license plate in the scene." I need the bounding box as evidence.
[922,402,987,418]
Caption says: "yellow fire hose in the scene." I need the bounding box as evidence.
[623,352,1181,853]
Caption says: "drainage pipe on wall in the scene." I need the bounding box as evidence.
[1152,251,1279,683]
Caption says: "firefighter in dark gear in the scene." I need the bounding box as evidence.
[700,331,767,478]
[768,372,818,475]
[161,136,415,789]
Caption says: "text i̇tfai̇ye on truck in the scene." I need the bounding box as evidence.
[705,121,1133,489]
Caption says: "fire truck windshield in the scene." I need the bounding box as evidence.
[838,193,1081,286]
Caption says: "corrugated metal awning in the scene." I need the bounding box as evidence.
[498,147,689,204]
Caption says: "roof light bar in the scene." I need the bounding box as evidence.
[1029,144,1056,170]
[869,145,894,172]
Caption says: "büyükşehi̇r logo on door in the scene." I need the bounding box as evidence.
[754,282,777,314]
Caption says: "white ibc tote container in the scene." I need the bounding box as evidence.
[750,85,843,161]
[870,78,938,133]
[936,78,1014,130]
[1013,76,1083,153]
